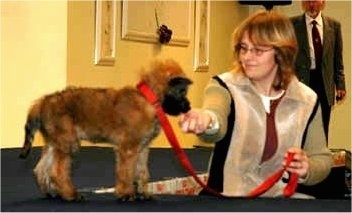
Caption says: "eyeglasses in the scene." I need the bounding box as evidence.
[236,44,274,56]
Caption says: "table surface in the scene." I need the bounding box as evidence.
[2,147,351,212]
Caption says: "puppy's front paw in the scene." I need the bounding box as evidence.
[135,192,152,201]
[44,192,60,199]
[72,193,86,202]
[43,192,86,202]
[117,194,136,202]
[116,192,152,202]
[61,192,86,202]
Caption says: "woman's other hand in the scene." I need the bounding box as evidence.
[283,147,309,179]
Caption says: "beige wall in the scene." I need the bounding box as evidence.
[1,1,350,150]
[1,1,67,148]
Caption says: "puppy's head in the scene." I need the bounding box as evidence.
[162,76,192,116]
[140,58,193,115]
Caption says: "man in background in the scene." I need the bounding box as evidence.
[290,0,346,142]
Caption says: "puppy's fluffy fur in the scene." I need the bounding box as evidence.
[19,59,192,201]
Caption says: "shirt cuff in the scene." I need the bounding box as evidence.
[204,110,220,135]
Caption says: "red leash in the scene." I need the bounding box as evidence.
[137,81,299,198]
[246,152,299,198]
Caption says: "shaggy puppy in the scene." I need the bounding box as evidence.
[19,58,192,201]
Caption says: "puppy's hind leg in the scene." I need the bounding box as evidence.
[34,145,60,198]
[49,147,82,202]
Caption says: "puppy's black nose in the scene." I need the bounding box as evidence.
[181,101,191,113]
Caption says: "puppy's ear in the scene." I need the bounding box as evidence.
[168,77,193,87]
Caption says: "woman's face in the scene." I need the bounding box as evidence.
[239,32,277,84]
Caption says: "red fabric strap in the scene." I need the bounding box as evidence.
[137,81,298,198]
[247,152,299,198]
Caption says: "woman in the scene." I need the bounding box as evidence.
[179,10,332,198]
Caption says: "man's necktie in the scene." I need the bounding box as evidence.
[311,20,323,68]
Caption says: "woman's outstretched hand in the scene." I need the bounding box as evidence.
[179,109,212,134]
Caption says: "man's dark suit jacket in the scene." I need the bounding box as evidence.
[290,14,346,106]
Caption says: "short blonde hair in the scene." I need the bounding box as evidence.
[232,10,298,90]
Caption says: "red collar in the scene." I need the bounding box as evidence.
[137,81,159,106]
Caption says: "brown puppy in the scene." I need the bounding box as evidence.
[19,58,192,201]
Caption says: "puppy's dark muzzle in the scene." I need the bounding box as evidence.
[181,100,191,113]
[162,97,190,116]
[162,77,192,116]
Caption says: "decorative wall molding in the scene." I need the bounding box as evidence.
[194,0,210,72]
[121,1,192,46]
[94,0,116,66]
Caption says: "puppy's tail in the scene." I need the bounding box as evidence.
[19,99,43,159]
